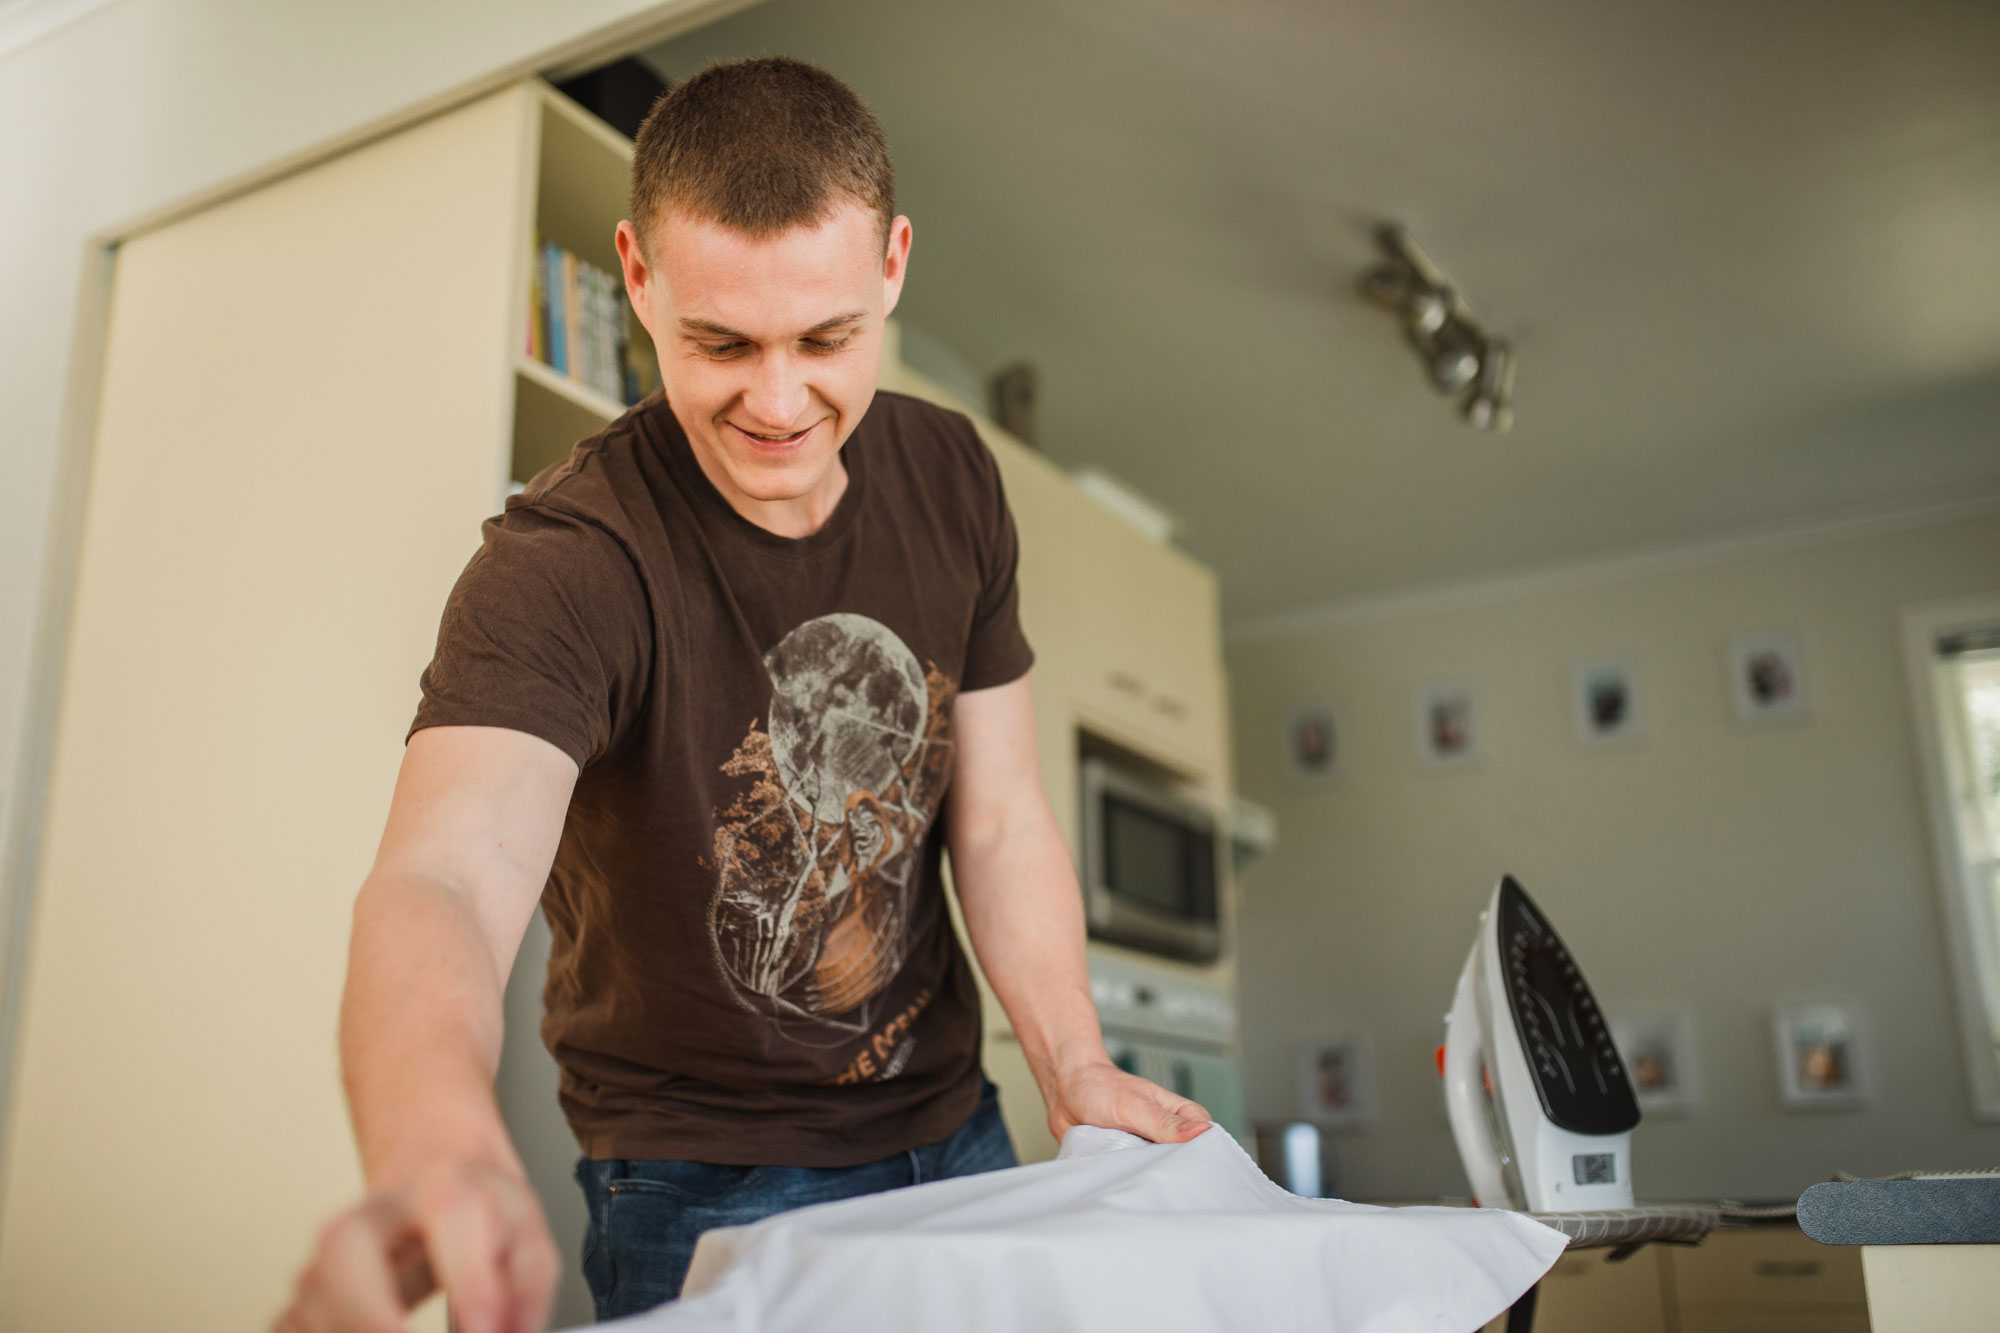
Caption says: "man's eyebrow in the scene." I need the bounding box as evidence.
[678,310,870,339]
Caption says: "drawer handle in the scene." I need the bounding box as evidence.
[1107,670,1145,697]
[1752,1261,1822,1278]
[1152,695,1187,720]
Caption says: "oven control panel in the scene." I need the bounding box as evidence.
[1089,953,1236,1047]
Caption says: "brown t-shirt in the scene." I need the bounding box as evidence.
[409,387,1034,1167]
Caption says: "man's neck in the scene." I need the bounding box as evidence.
[685,438,850,539]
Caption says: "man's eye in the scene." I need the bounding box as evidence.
[699,341,746,357]
[803,336,852,353]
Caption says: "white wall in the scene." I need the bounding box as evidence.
[1227,507,2000,1203]
[0,0,754,1191]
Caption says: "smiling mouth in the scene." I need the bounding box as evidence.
[731,421,817,446]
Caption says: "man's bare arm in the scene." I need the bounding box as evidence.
[943,674,1210,1145]
[277,725,578,1333]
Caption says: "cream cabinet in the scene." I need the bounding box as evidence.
[1481,1245,1673,1333]
[0,77,667,1333]
[0,82,571,1333]
[879,338,1231,802]
[1479,1226,1868,1333]
[1669,1224,1869,1332]
[1065,507,1227,775]
[880,340,1237,1164]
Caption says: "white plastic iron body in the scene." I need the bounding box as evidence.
[1442,877,1636,1212]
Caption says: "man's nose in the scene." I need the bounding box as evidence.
[739,351,810,429]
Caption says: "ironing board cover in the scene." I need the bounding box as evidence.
[574,1124,1568,1332]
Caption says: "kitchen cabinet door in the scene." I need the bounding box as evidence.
[1480,1246,1670,1333]
[0,87,529,1333]
[1065,504,1226,777]
[1668,1225,1867,1331]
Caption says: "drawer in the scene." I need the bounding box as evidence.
[1669,1308,1871,1333]
[1481,1246,1670,1333]
[1669,1225,1866,1310]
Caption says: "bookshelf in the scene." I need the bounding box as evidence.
[514,353,625,477]
[512,82,654,482]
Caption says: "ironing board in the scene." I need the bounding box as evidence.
[1532,1202,1721,1248]
[1501,1203,1730,1333]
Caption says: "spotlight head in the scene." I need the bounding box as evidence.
[1414,316,1481,394]
[1462,338,1515,432]
[1406,286,1451,339]
[1431,348,1481,394]
[1361,257,1453,336]
[1360,222,1515,430]
[1358,261,1414,308]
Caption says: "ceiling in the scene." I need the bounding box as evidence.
[643,0,2000,625]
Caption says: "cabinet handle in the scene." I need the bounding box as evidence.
[1752,1260,1821,1278]
[1152,695,1187,720]
[1107,670,1145,697]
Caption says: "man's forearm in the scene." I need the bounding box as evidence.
[948,790,1110,1092]
[340,870,523,1189]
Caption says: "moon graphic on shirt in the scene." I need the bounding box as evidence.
[765,614,928,825]
[708,613,957,1052]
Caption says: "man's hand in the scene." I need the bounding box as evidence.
[273,1157,559,1333]
[1044,1057,1213,1145]
[300,726,576,1331]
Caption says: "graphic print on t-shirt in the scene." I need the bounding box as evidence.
[709,613,957,1061]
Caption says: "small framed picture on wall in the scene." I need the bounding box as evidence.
[1610,1011,1697,1116]
[1729,630,1809,723]
[1297,1035,1374,1130]
[1573,659,1644,748]
[1417,683,1480,767]
[1773,1002,1870,1110]
[1282,704,1340,781]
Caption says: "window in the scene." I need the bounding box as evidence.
[1904,602,2000,1119]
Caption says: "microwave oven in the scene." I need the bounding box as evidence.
[1078,757,1223,963]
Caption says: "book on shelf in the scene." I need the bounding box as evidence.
[527,240,657,408]
[526,230,547,363]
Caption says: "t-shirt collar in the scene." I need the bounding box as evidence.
[643,392,870,558]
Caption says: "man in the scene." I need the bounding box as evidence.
[276,56,1208,1333]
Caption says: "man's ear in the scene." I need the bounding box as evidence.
[615,219,655,335]
[881,214,913,319]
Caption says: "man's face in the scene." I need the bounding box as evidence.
[616,201,911,526]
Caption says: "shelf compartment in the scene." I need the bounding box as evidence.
[513,355,624,481]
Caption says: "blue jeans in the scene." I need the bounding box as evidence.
[572,1076,1018,1320]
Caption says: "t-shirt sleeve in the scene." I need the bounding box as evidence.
[959,423,1037,693]
[408,503,652,767]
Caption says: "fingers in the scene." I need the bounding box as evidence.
[420,1177,512,1333]
[1157,1094,1212,1141]
[274,1203,411,1333]
[272,1161,556,1333]
[499,1192,563,1333]
[385,1225,438,1312]
[414,1163,555,1333]
[1110,1069,1213,1143]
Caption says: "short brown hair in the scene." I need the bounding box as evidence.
[629,56,895,255]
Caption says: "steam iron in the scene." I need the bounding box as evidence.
[1442,875,1640,1211]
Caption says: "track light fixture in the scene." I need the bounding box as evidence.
[1359,224,1514,432]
